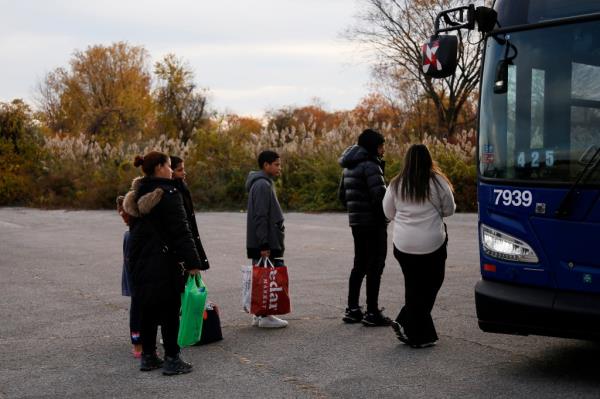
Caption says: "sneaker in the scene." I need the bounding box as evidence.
[251,315,260,327]
[342,307,363,324]
[162,354,193,376]
[140,352,164,371]
[361,309,392,327]
[410,341,437,349]
[390,321,410,344]
[257,315,288,328]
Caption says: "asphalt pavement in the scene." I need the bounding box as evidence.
[1,208,599,398]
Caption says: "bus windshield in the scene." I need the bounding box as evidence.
[478,18,600,184]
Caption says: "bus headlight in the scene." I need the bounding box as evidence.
[480,224,539,263]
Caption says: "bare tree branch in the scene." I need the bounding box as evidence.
[347,0,489,137]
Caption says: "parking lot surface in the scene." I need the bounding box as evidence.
[1,208,599,398]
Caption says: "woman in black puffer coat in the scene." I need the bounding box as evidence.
[123,151,202,376]
[169,155,209,271]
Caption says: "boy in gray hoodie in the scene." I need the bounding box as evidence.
[245,150,288,328]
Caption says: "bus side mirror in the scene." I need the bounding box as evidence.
[421,35,458,79]
[494,59,510,94]
[475,6,497,33]
[422,4,497,79]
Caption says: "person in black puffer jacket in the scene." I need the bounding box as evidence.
[123,151,202,376]
[338,129,391,327]
[170,156,210,271]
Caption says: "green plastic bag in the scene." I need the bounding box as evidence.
[178,274,208,347]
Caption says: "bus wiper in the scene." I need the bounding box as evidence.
[494,38,518,94]
[555,145,600,218]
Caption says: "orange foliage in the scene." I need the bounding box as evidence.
[352,93,402,129]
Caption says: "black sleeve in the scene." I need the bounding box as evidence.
[194,234,210,270]
[159,191,202,271]
[182,185,210,270]
[364,163,388,223]
[338,172,347,207]
[250,180,271,250]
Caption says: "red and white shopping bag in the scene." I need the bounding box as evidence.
[250,258,291,316]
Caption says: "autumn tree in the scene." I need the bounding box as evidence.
[36,68,70,133]
[265,104,345,143]
[348,0,487,138]
[154,54,208,143]
[352,93,403,130]
[0,99,37,153]
[37,42,154,140]
[223,114,263,143]
[0,99,44,204]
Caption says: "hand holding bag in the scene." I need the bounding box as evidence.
[178,274,208,347]
[250,258,291,316]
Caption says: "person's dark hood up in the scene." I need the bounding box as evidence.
[339,145,371,169]
[245,170,272,192]
[339,129,385,168]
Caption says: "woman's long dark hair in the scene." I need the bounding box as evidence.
[170,155,183,171]
[391,144,453,203]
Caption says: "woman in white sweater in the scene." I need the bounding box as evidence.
[382,144,456,348]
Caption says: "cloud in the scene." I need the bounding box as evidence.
[215,85,302,100]
[0,32,75,56]
[211,84,366,116]
[156,41,358,59]
[1,0,372,115]
[0,32,79,102]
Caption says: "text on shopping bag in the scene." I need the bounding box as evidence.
[251,265,290,315]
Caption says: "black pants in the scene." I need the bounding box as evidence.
[139,293,181,358]
[394,242,447,345]
[348,225,387,313]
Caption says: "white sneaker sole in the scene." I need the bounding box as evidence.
[258,317,288,329]
[258,323,288,328]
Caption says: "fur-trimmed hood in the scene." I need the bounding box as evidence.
[123,176,172,218]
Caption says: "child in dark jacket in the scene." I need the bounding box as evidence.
[117,196,142,358]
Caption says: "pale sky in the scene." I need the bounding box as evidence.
[0,0,373,117]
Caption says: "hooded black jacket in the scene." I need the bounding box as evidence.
[123,177,201,304]
[338,145,388,227]
[173,178,210,270]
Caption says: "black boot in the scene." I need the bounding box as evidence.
[162,354,193,376]
[140,352,164,371]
